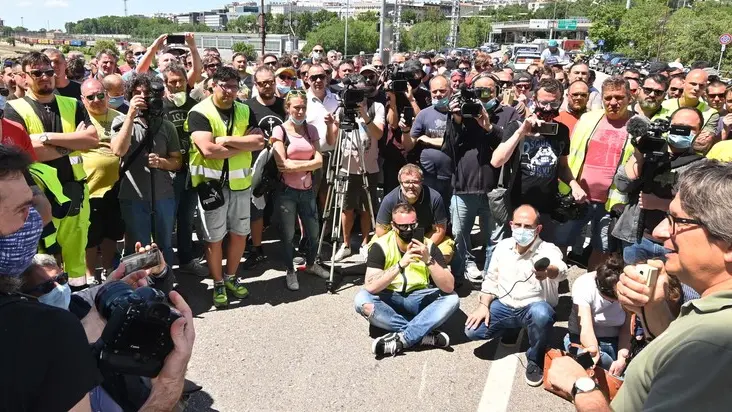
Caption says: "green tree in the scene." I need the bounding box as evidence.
[93,39,119,55]
[401,9,418,25]
[664,2,732,68]
[295,11,314,39]
[232,42,257,61]
[615,0,670,58]
[312,10,338,26]
[457,17,492,48]
[358,11,379,23]
[587,1,626,51]
[407,20,450,51]
[423,8,444,23]
[304,18,379,56]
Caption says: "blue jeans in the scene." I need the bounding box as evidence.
[275,185,320,271]
[423,175,452,214]
[119,197,176,265]
[173,170,198,265]
[450,193,498,278]
[464,299,555,366]
[555,201,615,252]
[623,237,668,265]
[563,333,618,371]
[354,288,460,347]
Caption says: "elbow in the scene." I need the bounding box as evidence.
[111,146,127,158]
[490,154,504,168]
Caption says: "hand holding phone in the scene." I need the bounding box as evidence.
[120,246,163,276]
[166,34,186,45]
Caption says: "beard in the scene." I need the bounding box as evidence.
[638,99,660,112]
[35,84,54,96]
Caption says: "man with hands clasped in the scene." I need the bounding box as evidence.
[354,203,459,357]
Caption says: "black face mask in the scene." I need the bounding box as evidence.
[408,78,421,88]
[396,227,414,244]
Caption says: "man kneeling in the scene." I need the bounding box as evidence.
[355,203,460,356]
[465,205,567,386]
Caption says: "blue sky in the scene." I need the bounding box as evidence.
[4,0,229,31]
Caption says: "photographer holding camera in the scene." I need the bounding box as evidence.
[111,72,182,266]
[613,108,707,264]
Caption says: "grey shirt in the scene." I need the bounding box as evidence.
[111,115,180,201]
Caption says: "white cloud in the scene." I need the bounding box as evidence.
[44,0,69,7]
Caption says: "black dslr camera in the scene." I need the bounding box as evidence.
[630,118,671,192]
[339,78,365,131]
[552,192,589,223]
[451,86,483,118]
[144,81,165,119]
[384,63,409,93]
[92,281,180,377]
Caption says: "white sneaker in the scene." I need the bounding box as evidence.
[334,244,352,262]
[179,260,210,278]
[465,261,484,283]
[306,263,330,279]
[359,245,370,259]
[285,270,299,291]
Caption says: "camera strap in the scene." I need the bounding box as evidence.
[119,117,165,176]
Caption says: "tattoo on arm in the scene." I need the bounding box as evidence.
[366,264,400,285]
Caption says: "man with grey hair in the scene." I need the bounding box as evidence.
[95,49,119,80]
[549,159,732,411]
[44,48,81,100]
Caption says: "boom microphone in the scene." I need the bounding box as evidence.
[627,115,651,138]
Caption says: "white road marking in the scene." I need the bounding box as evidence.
[476,346,520,412]
[418,361,429,400]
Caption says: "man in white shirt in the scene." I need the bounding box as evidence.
[305,64,339,205]
[540,40,566,66]
[465,204,568,387]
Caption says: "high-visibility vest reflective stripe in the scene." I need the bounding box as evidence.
[8,96,87,181]
[558,110,634,212]
[185,97,253,190]
[28,163,71,254]
[374,230,432,294]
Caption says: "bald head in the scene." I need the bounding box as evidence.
[80,78,103,95]
[102,74,125,98]
[80,78,107,116]
[683,69,708,102]
[512,204,540,226]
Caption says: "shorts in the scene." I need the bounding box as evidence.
[554,201,616,253]
[87,188,125,248]
[313,151,332,196]
[342,173,379,213]
[251,194,265,221]
[198,186,251,243]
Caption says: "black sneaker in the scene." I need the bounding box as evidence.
[420,331,450,348]
[500,328,523,347]
[371,333,404,357]
[525,360,544,387]
[240,248,266,270]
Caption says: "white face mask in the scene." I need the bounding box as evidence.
[171,91,187,107]
[422,65,432,76]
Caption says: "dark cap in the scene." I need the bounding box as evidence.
[513,71,532,84]
[648,61,670,74]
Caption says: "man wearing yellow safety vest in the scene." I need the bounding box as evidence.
[554,76,634,271]
[354,203,459,357]
[185,66,265,308]
[4,52,99,286]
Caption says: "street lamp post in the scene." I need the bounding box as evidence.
[344,0,350,57]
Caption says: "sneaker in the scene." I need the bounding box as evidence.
[500,328,524,347]
[179,260,210,277]
[285,270,299,290]
[420,331,450,348]
[371,333,404,357]
[525,360,544,387]
[240,248,267,271]
[359,245,369,259]
[333,244,352,262]
[224,276,249,299]
[306,263,330,279]
[213,283,228,308]
[465,261,484,283]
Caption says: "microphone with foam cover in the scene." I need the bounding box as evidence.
[534,257,551,271]
[627,115,651,138]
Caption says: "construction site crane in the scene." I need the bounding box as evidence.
[448,0,460,49]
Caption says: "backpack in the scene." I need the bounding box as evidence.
[252,125,291,198]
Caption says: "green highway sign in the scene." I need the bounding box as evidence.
[557,19,577,31]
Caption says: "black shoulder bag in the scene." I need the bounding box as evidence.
[253,124,290,198]
[196,112,235,211]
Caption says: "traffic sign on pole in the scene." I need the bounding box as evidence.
[720,33,731,45]
[557,19,578,30]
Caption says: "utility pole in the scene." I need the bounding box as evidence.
[124,0,128,17]
[345,0,350,57]
[448,0,459,49]
[379,0,387,59]
[394,0,402,51]
[259,0,266,57]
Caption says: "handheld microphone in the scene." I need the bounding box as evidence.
[533,257,551,271]
[627,115,651,138]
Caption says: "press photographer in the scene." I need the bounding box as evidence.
[613,108,707,264]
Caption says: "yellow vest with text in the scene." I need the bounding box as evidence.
[374,230,432,294]
[8,96,86,181]
[28,163,69,255]
[558,110,635,212]
[185,97,253,190]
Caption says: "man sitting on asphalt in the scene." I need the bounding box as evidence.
[355,203,459,357]
[374,164,454,264]
[465,204,567,387]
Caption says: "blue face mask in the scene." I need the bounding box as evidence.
[0,95,6,111]
[512,227,536,247]
[290,116,306,126]
[482,98,499,113]
[432,97,449,111]
[38,282,72,310]
[668,132,693,149]
[277,85,291,95]
[108,95,125,109]
[0,207,43,277]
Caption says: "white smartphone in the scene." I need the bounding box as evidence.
[635,264,659,292]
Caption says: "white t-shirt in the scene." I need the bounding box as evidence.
[572,272,627,338]
[306,89,340,152]
[339,101,384,175]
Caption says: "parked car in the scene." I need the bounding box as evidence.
[512,51,542,71]
[596,53,623,73]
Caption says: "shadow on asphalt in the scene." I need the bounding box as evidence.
[184,389,217,411]
[472,325,570,361]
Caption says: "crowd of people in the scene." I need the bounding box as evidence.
[2,32,732,411]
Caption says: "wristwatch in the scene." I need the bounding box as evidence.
[571,377,599,400]
[39,133,50,144]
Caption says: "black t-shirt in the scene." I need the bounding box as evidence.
[367,241,448,270]
[56,81,82,101]
[376,186,448,230]
[503,120,570,213]
[186,105,236,134]
[0,297,102,412]
[5,97,92,183]
[162,93,197,163]
[245,97,285,139]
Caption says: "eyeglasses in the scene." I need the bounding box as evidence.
[217,82,239,92]
[665,212,706,236]
[0,88,8,97]
[24,272,69,296]
[27,69,55,78]
[256,80,274,88]
[299,71,308,77]
[313,49,324,53]
[264,61,278,66]
[324,69,333,75]
[309,74,326,82]
[278,75,295,81]
[400,179,422,186]
[373,65,384,70]
[205,64,221,70]
[133,51,146,56]
[84,92,106,101]
[642,87,665,97]
[708,93,725,99]
[536,100,561,110]
[499,80,513,88]
[393,222,418,231]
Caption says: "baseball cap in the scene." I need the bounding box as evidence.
[545,56,560,66]
[359,65,378,74]
[648,61,670,74]
[275,67,297,78]
[548,40,559,47]
[434,55,446,63]
[668,62,684,70]
[513,72,532,84]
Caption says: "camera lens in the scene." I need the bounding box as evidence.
[146,302,171,321]
[95,281,136,320]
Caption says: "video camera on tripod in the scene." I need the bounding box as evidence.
[338,77,366,131]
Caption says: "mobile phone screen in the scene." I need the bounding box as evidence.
[166,34,186,45]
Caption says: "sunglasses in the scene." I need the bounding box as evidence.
[205,64,221,70]
[515,83,531,90]
[299,71,308,77]
[708,93,725,99]
[393,222,418,231]
[27,69,55,78]
[133,51,146,56]
[256,80,274,88]
[373,65,384,70]
[84,92,106,101]
[0,88,8,97]
[642,87,665,97]
[537,100,561,110]
[264,61,278,66]
[309,74,326,82]
[25,272,69,296]
[279,75,296,81]
[287,89,307,97]
[313,49,324,53]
